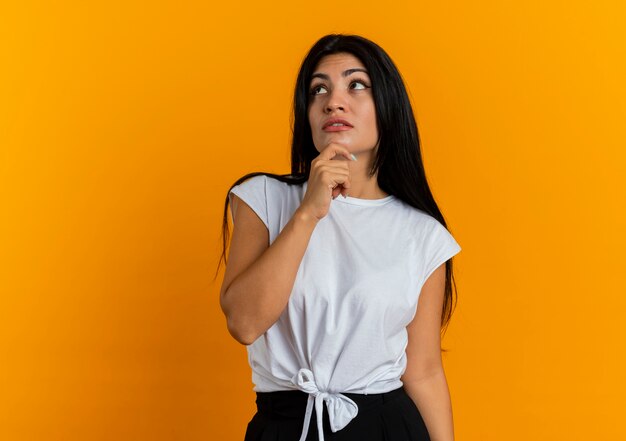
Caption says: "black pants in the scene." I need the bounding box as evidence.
[244,386,431,441]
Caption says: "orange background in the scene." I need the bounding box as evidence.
[1,1,625,440]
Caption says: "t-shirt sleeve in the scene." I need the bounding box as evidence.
[228,175,269,230]
[420,219,462,285]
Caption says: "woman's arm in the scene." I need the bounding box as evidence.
[400,263,455,441]
[220,196,319,345]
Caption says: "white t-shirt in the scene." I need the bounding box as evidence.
[228,174,461,441]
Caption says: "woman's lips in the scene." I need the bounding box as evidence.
[323,125,353,132]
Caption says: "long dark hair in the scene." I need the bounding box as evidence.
[215,34,460,342]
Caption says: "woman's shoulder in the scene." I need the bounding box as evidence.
[390,199,453,239]
[233,174,305,204]
[266,174,306,195]
[231,173,266,192]
[392,198,438,224]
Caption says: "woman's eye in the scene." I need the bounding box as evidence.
[310,85,327,95]
[310,80,369,96]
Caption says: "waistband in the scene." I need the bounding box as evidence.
[255,385,406,441]
[255,386,405,418]
[258,368,403,441]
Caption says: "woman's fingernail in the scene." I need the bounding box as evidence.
[351,154,357,161]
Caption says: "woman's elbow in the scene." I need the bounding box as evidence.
[226,316,258,346]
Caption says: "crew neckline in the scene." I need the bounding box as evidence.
[303,181,396,207]
[334,193,395,206]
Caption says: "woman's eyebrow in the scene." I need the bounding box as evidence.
[310,68,369,81]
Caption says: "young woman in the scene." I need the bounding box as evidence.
[217,34,462,441]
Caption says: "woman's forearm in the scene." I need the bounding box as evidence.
[403,369,455,441]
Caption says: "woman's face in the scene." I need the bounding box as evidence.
[307,52,379,155]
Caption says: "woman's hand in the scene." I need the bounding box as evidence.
[298,142,356,221]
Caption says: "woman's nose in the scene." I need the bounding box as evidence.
[325,89,347,112]
[326,103,345,112]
